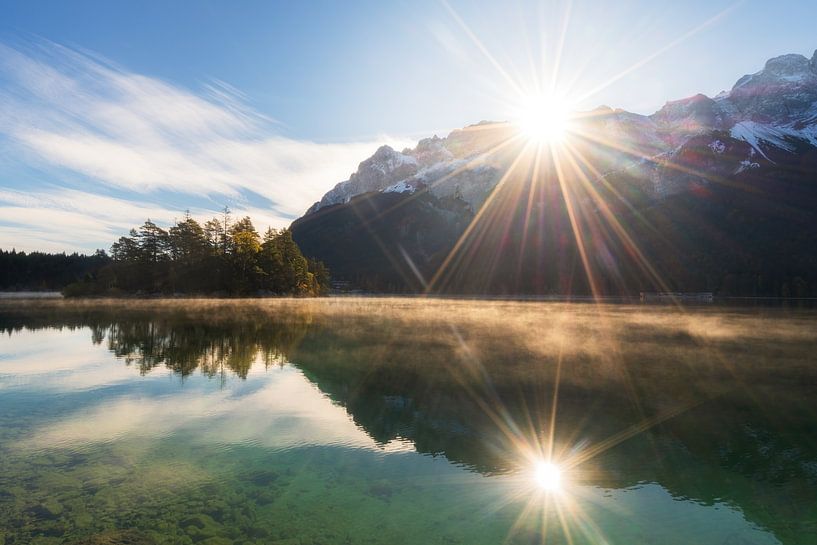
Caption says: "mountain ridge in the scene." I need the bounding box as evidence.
[303,49,817,217]
[292,50,817,296]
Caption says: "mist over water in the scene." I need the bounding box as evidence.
[1,298,815,544]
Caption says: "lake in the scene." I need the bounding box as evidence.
[1,298,815,545]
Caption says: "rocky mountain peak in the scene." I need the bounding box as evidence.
[304,144,419,215]
[369,144,398,161]
[763,53,812,77]
[653,93,718,121]
[732,52,817,91]
[726,51,817,125]
[650,93,727,146]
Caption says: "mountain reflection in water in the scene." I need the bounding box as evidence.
[1,298,815,545]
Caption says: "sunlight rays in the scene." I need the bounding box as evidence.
[573,1,744,105]
[425,135,530,291]
[418,0,752,300]
[440,0,527,100]
[384,3,752,543]
[550,144,602,299]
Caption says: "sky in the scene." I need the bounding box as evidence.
[1,0,816,252]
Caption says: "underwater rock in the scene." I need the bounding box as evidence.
[30,538,61,545]
[181,513,219,529]
[69,530,156,544]
[182,513,226,541]
[202,498,229,521]
[39,471,82,492]
[249,488,276,505]
[242,469,280,486]
[197,538,233,545]
[246,526,270,539]
[366,479,394,501]
[73,511,94,528]
[28,499,63,519]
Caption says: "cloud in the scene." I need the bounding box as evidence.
[0,40,414,252]
[0,186,335,253]
[19,360,375,453]
[0,187,189,252]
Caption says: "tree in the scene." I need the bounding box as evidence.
[168,214,209,291]
[220,206,232,256]
[260,228,286,293]
[280,229,310,293]
[203,218,224,255]
[308,258,331,295]
[168,213,208,263]
[0,249,111,291]
[227,218,260,293]
[136,220,169,263]
[111,232,140,262]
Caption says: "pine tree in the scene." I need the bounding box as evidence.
[229,217,262,293]
[260,228,286,293]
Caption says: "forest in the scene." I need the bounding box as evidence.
[0,249,111,291]
[2,209,330,297]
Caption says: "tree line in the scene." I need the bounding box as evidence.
[0,249,110,291]
[4,208,330,297]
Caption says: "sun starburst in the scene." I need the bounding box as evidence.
[515,94,574,144]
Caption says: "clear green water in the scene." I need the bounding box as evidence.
[1,299,815,545]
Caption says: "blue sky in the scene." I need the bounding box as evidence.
[1,0,816,252]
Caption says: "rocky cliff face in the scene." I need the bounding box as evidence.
[728,52,817,124]
[304,123,515,215]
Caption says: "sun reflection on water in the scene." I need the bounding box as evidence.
[534,461,562,492]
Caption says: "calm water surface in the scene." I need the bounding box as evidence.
[0,298,815,545]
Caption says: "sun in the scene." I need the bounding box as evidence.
[515,95,573,144]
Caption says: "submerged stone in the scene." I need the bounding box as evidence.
[69,530,156,544]
[243,469,280,486]
[30,538,61,545]
[28,499,64,519]
[182,512,227,541]
[366,479,394,500]
[198,538,233,545]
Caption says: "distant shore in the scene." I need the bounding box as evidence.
[1,292,816,308]
[0,291,63,299]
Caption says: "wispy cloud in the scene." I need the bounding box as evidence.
[0,187,187,252]
[0,40,412,252]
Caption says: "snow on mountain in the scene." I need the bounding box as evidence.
[384,180,417,194]
[305,125,511,215]
[730,121,801,161]
[305,145,420,214]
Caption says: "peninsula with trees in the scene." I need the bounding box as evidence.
[0,209,330,297]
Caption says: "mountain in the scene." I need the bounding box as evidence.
[292,51,817,296]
